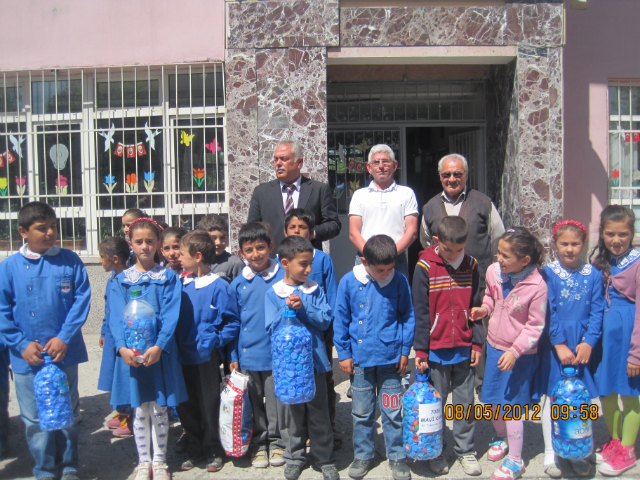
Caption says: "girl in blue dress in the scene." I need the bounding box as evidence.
[591,205,640,477]
[534,220,604,478]
[109,218,186,480]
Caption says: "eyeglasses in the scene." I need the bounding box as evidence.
[440,171,465,179]
[370,159,393,167]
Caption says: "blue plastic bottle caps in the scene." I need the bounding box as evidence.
[123,289,157,361]
[272,306,315,405]
[403,368,443,460]
[34,354,74,431]
[551,365,593,459]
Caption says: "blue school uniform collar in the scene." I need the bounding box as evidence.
[242,259,279,280]
[548,260,591,280]
[123,264,167,283]
[19,244,60,259]
[495,263,536,287]
[272,279,318,297]
[182,271,220,289]
[610,248,640,269]
[353,264,395,288]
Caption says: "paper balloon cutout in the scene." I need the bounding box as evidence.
[180,131,195,147]
[49,144,69,170]
[205,138,221,154]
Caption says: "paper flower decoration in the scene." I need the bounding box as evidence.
[205,138,222,154]
[193,168,205,188]
[0,178,7,197]
[125,173,138,193]
[15,176,26,195]
[104,174,117,194]
[144,171,155,193]
[611,169,620,187]
[55,175,68,195]
[180,131,195,147]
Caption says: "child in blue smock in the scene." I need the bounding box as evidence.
[533,220,603,478]
[265,235,338,480]
[175,231,240,472]
[109,218,186,480]
[229,223,285,468]
[0,201,91,480]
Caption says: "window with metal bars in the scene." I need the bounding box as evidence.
[0,64,227,256]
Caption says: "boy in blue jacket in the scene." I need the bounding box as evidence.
[265,235,338,480]
[334,234,415,480]
[0,201,91,480]
[229,223,286,469]
[175,231,241,472]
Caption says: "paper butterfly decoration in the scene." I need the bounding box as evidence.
[205,138,222,154]
[97,124,115,152]
[180,131,195,147]
[9,132,25,158]
[144,122,160,151]
[49,144,69,170]
[356,139,369,154]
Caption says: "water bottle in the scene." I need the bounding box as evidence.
[271,306,315,404]
[403,367,444,460]
[34,353,74,431]
[123,288,157,362]
[551,365,593,459]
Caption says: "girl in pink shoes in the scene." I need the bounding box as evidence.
[591,205,640,476]
[470,227,547,480]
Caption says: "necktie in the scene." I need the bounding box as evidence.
[283,184,297,213]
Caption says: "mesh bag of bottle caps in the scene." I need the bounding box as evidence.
[123,289,157,361]
[271,307,315,404]
[403,367,443,460]
[219,370,253,457]
[34,354,74,431]
[551,365,593,459]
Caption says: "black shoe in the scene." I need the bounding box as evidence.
[207,455,224,472]
[284,464,302,480]
[175,430,188,453]
[390,459,411,480]
[349,459,373,479]
[181,456,202,470]
[347,386,353,398]
[322,465,340,480]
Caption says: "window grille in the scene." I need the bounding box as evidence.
[0,64,227,257]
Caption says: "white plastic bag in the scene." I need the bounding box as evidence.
[219,370,253,457]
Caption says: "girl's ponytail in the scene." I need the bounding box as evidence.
[500,226,545,267]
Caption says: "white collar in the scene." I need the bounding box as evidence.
[611,249,640,269]
[279,175,302,190]
[367,181,397,193]
[242,259,279,280]
[442,187,467,205]
[495,263,536,287]
[548,260,591,280]
[353,263,395,288]
[123,264,167,283]
[19,244,61,259]
[182,271,220,289]
[272,279,318,297]
[436,247,465,270]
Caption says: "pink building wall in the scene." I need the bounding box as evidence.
[0,0,225,71]
[564,0,640,243]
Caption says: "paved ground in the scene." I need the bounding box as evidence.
[0,334,636,479]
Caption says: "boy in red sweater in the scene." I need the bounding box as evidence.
[412,216,484,477]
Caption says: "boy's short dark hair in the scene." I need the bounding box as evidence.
[161,226,187,244]
[180,231,217,264]
[436,216,469,245]
[278,235,314,261]
[284,208,315,231]
[199,214,229,234]
[18,201,56,230]
[363,235,397,266]
[238,222,272,250]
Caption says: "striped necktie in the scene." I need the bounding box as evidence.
[283,184,297,213]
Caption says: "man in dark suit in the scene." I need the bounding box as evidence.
[247,140,341,255]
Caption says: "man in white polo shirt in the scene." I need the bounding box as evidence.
[348,144,419,279]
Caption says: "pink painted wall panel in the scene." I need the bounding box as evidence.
[0,0,225,70]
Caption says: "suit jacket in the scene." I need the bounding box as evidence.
[247,176,341,255]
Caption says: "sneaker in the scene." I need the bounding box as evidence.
[106,414,123,429]
[390,459,412,480]
[544,464,562,478]
[252,450,269,469]
[206,455,224,472]
[284,464,302,480]
[599,445,637,476]
[491,458,525,480]
[113,417,133,437]
[347,386,353,398]
[458,455,482,476]
[180,457,201,471]
[596,438,622,465]
[174,430,187,454]
[487,437,509,462]
[61,472,79,480]
[134,463,151,480]
[269,447,285,467]
[570,459,591,476]
[152,462,170,479]
[322,465,340,480]
[428,455,449,475]
[349,459,373,479]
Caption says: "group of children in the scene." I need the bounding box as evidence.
[2,200,640,480]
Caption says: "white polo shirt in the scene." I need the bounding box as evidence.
[349,181,419,243]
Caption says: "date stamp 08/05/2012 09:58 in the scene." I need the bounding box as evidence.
[442,404,601,422]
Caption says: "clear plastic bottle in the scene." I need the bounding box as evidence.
[123,288,157,363]
[403,367,444,460]
[271,306,315,404]
[551,365,593,459]
[34,353,74,431]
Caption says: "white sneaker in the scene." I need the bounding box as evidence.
[458,455,482,476]
[134,463,151,480]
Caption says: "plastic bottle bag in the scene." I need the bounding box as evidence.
[219,370,253,457]
[551,365,593,459]
[271,306,315,404]
[34,353,74,431]
[123,288,156,362]
[403,367,444,460]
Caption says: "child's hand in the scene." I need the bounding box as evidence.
[628,362,640,377]
[339,358,354,375]
[143,346,163,367]
[574,343,592,365]
[119,347,140,367]
[554,343,576,365]
[229,362,240,373]
[470,350,482,367]
[44,337,68,362]
[99,337,105,348]
[21,341,44,366]
[416,357,429,371]
[470,307,488,321]
[396,355,409,375]
[497,351,516,371]
[286,294,302,310]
